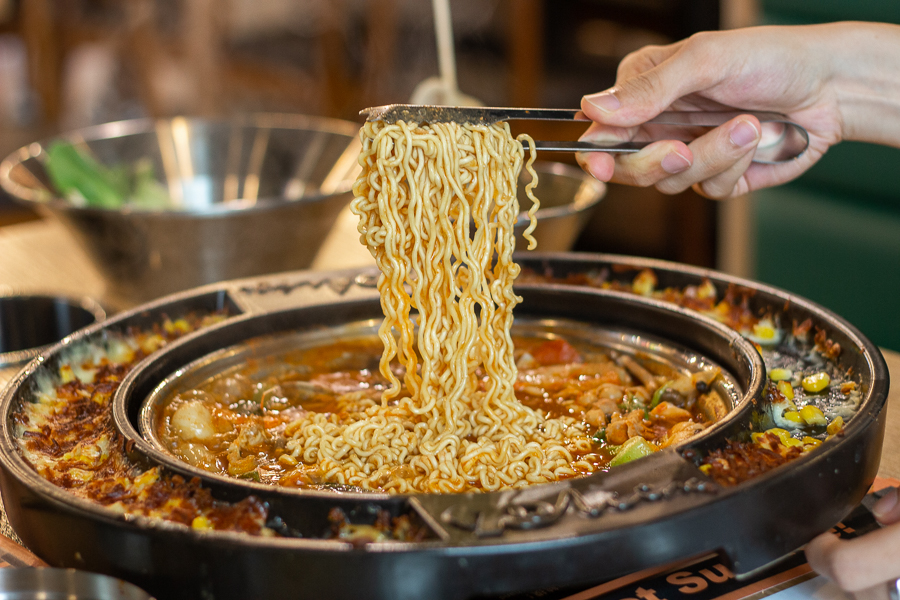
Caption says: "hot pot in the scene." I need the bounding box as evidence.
[0,253,888,600]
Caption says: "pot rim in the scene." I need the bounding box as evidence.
[0,254,888,582]
[115,290,761,503]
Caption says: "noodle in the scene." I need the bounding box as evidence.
[284,119,593,493]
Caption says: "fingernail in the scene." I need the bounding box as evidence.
[730,120,759,147]
[585,91,621,113]
[873,488,898,520]
[661,151,691,174]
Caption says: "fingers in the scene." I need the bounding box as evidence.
[580,37,717,127]
[576,120,647,183]
[806,523,900,592]
[581,67,680,127]
[577,116,761,198]
[577,141,693,187]
[576,152,615,182]
[615,40,685,82]
[609,141,693,187]
[851,582,895,600]
[873,488,900,526]
[667,115,761,199]
[576,142,693,187]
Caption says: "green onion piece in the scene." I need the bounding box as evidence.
[239,470,261,482]
[45,142,126,208]
[130,158,172,209]
[608,437,656,467]
[650,383,670,409]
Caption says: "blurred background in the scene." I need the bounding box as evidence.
[0,0,897,350]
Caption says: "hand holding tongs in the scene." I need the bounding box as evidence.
[360,104,809,165]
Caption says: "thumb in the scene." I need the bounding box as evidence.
[581,50,707,127]
[873,487,900,525]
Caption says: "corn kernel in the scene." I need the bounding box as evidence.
[827,416,844,436]
[781,410,803,425]
[770,368,793,382]
[802,437,822,448]
[699,464,712,475]
[802,372,830,393]
[777,380,795,401]
[781,437,803,448]
[697,280,716,300]
[60,364,75,384]
[633,270,657,297]
[191,515,213,530]
[800,405,827,427]
[753,324,777,341]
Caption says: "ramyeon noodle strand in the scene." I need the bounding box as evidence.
[283,120,594,492]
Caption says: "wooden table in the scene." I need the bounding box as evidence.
[1,218,897,480]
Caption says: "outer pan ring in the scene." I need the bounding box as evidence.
[0,254,889,600]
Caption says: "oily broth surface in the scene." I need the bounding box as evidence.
[155,331,724,492]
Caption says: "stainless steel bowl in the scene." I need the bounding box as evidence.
[0,114,361,308]
[514,162,605,252]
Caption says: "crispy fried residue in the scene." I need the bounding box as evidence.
[13,312,270,535]
[519,267,760,333]
[693,434,802,487]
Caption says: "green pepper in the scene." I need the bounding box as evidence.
[592,428,606,443]
[608,437,656,467]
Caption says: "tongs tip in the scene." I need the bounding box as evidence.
[359,105,391,121]
[360,104,496,125]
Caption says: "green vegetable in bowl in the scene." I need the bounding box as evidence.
[45,142,171,209]
[608,436,657,467]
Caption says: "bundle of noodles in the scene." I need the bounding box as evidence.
[285,120,593,493]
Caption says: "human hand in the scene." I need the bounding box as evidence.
[805,487,900,599]
[576,22,900,199]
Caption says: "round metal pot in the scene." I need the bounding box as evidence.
[0,253,888,600]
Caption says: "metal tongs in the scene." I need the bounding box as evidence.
[361,104,809,165]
